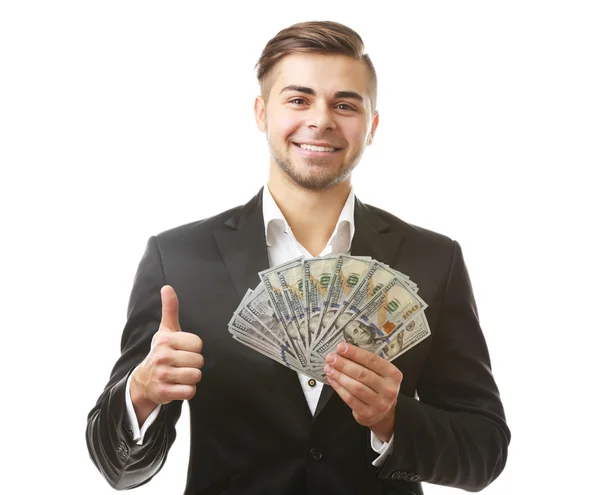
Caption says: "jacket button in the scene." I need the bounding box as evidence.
[116,440,129,460]
[309,448,323,461]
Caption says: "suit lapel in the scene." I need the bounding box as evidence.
[213,187,313,424]
[314,197,405,420]
[213,188,270,300]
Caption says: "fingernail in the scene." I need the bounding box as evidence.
[326,353,336,364]
[337,343,348,353]
[324,364,332,374]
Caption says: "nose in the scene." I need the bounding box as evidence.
[307,101,337,131]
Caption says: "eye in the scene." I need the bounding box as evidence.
[289,98,307,105]
[336,103,355,111]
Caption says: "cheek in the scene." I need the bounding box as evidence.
[268,112,302,141]
[343,121,368,146]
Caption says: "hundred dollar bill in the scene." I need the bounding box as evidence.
[388,268,418,293]
[233,289,291,351]
[313,261,399,352]
[228,316,300,367]
[314,276,427,356]
[275,259,309,349]
[377,313,431,361]
[314,255,374,349]
[258,257,309,365]
[372,263,419,294]
[229,318,327,380]
[230,289,300,366]
[242,282,309,368]
[303,256,339,348]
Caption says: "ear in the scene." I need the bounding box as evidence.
[367,110,380,145]
[254,95,266,132]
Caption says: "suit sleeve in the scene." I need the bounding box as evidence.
[378,241,510,491]
[86,236,183,490]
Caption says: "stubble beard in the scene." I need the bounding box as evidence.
[266,125,364,191]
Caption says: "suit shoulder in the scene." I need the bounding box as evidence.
[154,203,243,245]
[364,203,455,248]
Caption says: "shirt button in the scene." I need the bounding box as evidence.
[309,448,323,461]
[308,378,316,387]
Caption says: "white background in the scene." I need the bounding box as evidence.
[1,1,599,493]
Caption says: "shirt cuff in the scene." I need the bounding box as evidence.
[370,431,395,467]
[125,367,162,445]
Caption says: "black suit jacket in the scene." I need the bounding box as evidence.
[86,189,510,494]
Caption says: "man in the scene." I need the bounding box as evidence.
[86,21,510,495]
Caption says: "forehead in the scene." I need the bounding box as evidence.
[268,53,371,98]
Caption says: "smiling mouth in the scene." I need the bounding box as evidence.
[293,142,342,153]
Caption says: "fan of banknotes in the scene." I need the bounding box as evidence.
[228,255,431,382]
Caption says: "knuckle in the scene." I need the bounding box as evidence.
[197,354,205,369]
[378,398,390,411]
[348,382,362,397]
[155,366,170,382]
[392,367,403,383]
[357,368,369,383]
[156,382,171,399]
[154,331,172,347]
[153,348,171,365]
[191,368,202,383]
[384,385,399,401]
[195,336,203,353]
[183,385,196,400]
[367,352,378,368]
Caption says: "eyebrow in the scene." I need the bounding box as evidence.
[279,85,364,104]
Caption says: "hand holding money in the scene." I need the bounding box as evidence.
[324,342,403,442]
[228,255,431,383]
[130,285,204,425]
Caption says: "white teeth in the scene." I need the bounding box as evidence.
[298,143,336,152]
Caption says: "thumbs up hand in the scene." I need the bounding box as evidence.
[130,286,204,425]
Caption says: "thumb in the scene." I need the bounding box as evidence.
[159,285,181,331]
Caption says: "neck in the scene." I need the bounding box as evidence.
[267,168,351,257]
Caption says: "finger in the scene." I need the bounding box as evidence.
[160,285,181,332]
[326,375,371,418]
[170,332,203,354]
[172,349,204,369]
[152,329,202,354]
[324,361,379,404]
[325,353,382,393]
[337,342,401,380]
[160,366,203,385]
[158,383,197,402]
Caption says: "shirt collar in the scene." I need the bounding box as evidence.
[262,185,356,251]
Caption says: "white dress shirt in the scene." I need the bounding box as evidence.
[125,185,394,466]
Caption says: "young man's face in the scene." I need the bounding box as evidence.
[255,53,379,190]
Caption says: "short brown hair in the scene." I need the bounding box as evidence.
[255,21,378,112]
